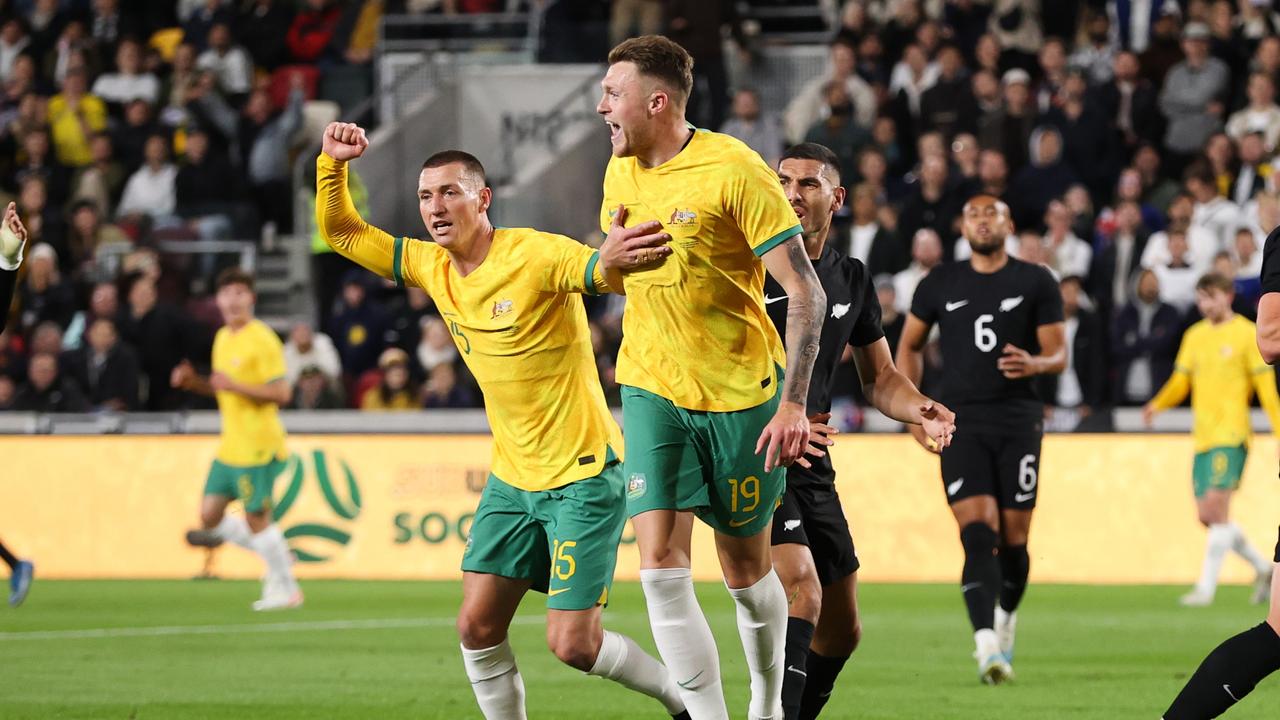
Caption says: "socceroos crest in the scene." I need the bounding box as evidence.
[627,473,647,500]
[668,208,697,226]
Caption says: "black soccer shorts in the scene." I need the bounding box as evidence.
[770,475,860,586]
[939,429,1042,511]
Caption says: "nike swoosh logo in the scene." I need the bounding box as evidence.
[945,300,969,312]
[961,582,983,592]
[786,665,808,677]
[729,515,759,528]
[1014,492,1036,503]
[677,670,704,689]
[947,479,964,496]
[547,588,571,597]
[765,295,788,305]
[1224,684,1240,702]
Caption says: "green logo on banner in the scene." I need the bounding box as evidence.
[272,450,361,563]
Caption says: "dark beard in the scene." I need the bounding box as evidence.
[970,239,1004,256]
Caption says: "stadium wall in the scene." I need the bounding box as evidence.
[3,434,1276,584]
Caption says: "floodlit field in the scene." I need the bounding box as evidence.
[2,580,1278,718]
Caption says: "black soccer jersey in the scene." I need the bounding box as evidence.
[1263,227,1280,295]
[909,257,1063,433]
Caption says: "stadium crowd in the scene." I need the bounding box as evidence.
[1,0,1279,428]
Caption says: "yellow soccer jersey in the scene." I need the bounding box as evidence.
[600,128,801,412]
[1150,314,1280,451]
[212,319,288,466]
[316,153,622,491]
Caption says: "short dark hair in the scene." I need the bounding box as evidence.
[607,35,694,105]
[1182,161,1216,187]
[422,150,487,186]
[216,267,255,292]
[1196,271,1234,294]
[780,143,843,184]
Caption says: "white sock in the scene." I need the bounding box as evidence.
[975,628,1001,660]
[213,514,253,549]
[1227,523,1271,573]
[461,639,527,720]
[1194,524,1234,596]
[726,569,787,720]
[248,525,298,594]
[640,567,728,720]
[588,629,686,715]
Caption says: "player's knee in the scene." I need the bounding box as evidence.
[960,522,999,558]
[546,625,601,671]
[456,610,506,650]
[787,571,822,624]
[638,543,691,569]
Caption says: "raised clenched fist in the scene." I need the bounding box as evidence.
[322,122,370,162]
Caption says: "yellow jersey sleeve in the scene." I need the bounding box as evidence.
[725,150,803,257]
[256,323,287,383]
[315,153,402,283]
[531,232,608,295]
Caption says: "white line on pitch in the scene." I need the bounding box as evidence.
[0,615,543,641]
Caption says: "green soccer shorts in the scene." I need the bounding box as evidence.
[1192,445,1247,498]
[620,381,785,537]
[204,457,288,514]
[461,460,625,611]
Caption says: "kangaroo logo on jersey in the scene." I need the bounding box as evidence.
[999,296,1024,312]
[491,299,514,319]
[668,208,698,226]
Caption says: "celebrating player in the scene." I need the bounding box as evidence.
[1143,272,1279,607]
[765,143,956,719]
[1162,229,1280,719]
[0,200,34,607]
[315,122,690,720]
[896,195,1066,684]
[174,268,302,611]
[597,36,826,720]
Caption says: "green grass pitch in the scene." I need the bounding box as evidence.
[2,580,1278,718]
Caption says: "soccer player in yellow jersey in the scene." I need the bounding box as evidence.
[597,36,827,720]
[172,268,302,611]
[0,201,35,606]
[315,122,692,720]
[1144,272,1280,607]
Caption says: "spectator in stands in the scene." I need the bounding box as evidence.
[333,0,382,66]
[164,42,200,115]
[1112,267,1180,405]
[0,17,29,84]
[804,81,872,187]
[989,0,1042,68]
[360,347,417,411]
[0,328,23,384]
[1142,192,1217,273]
[48,66,106,168]
[64,316,139,411]
[13,126,70,207]
[1093,51,1162,162]
[283,321,341,388]
[784,36,877,144]
[175,128,239,241]
[1048,67,1119,205]
[1106,166,1166,234]
[197,22,253,103]
[897,154,964,261]
[89,0,144,60]
[70,133,125,216]
[28,321,63,360]
[111,99,164,173]
[0,374,14,410]
[1230,131,1272,207]
[1044,200,1094,280]
[63,280,120,351]
[290,363,343,410]
[118,272,193,411]
[329,271,388,382]
[1016,229,1050,268]
[286,0,342,65]
[1010,126,1078,230]
[1160,22,1230,174]
[1226,72,1280,151]
[416,316,458,373]
[849,182,904,277]
[1184,161,1241,252]
[887,43,939,151]
[720,88,783,169]
[92,38,159,108]
[26,0,67,61]
[1203,131,1237,193]
[237,0,296,72]
[1151,230,1200,312]
[1034,37,1068,115]
[893,228,943,314]
[1,54,42,119]
[1042,275,1107,423]
[950,132,981,189]
[609,0,663,49]
[66,200,130,281]
[973,148,1012,206]
[422,361,475,409]
[116,133,178,226]
[1064,184,1097,242]
[183,0,234,53]
[1131,142,1180,213]
[665,0,746,131]
[1235,226,1265,280]
[17,177,67,273]
[239,74,304,234]
[387,286,434,354]
[1072,11,1118,85]
[1091,200,1151,321]
[978,68,1037,174]
[12,351,87,412]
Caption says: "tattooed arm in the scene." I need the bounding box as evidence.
[755,235,826,471]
